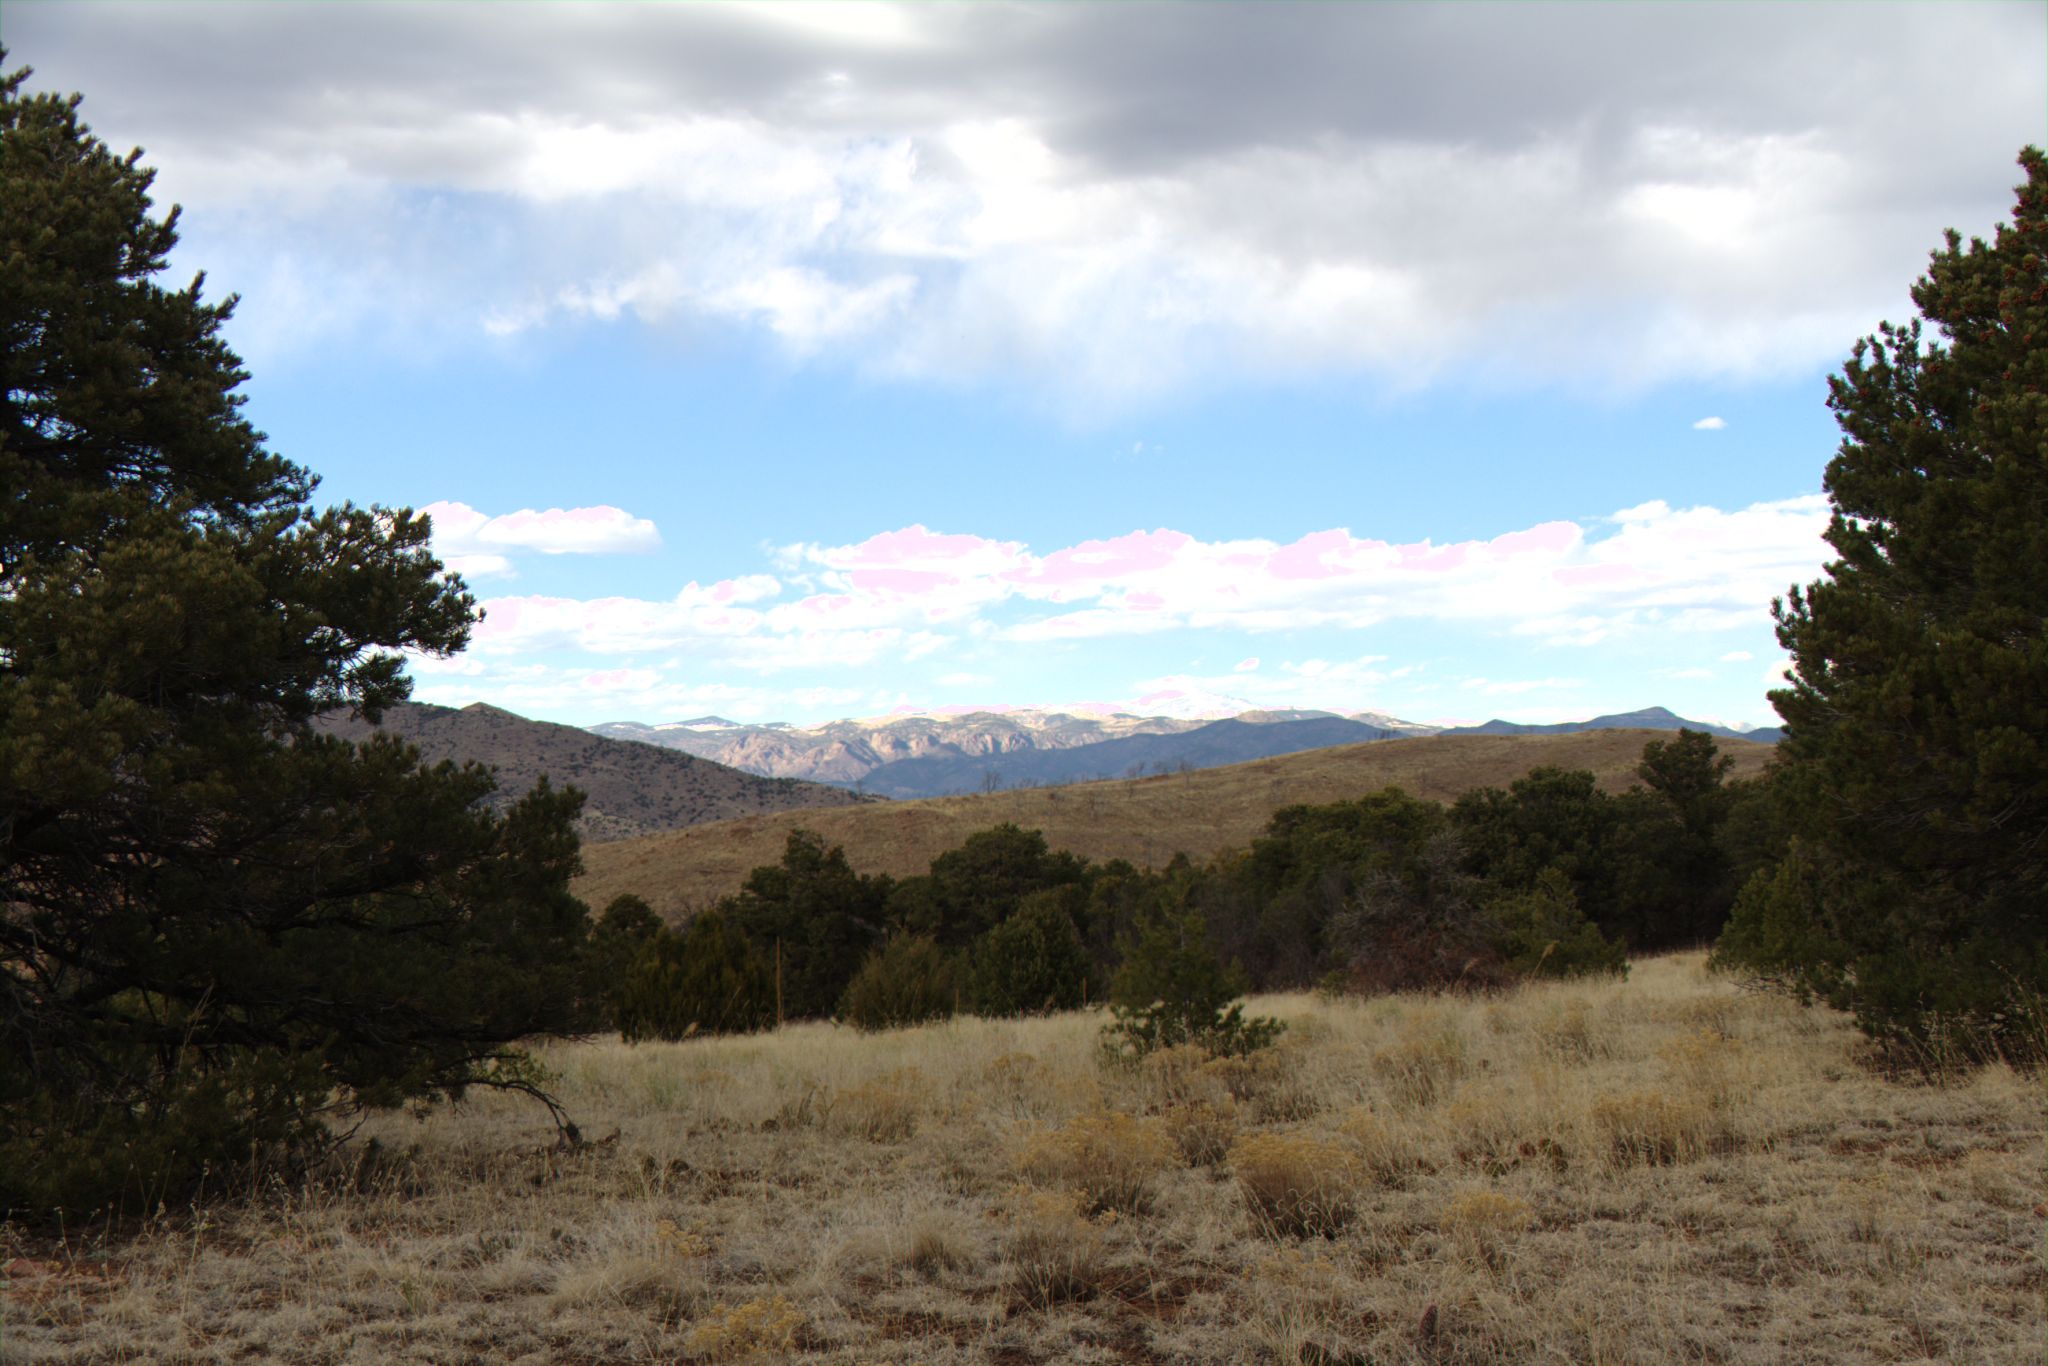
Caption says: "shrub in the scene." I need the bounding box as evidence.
[1335,1108,1430,1186]
[1489,868,1629,979]
[1588,1091,1733,1168]
[686,1294,804,1360]
[615,911,774,1042]
[1370,1025,1469,1109]
[1005,1190,1111,1308]
[1021,1109,1178,1214]
[1162,1099,1239,1167]
[827,1069,925,1142]
[1200,1047,1322,1124]
[1229,1131,1361,1237]
[1102,905,1282,1062]
[968,892,1092,1018]
[837,934,960,1031]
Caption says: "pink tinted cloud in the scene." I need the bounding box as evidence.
[1487,522,1580,556]
[822,524,1024,569]
[1269,529,1375,580]
[849,567,959,594]
[1016,529,1194,587]
[700,575,780,605]
[1395,542,1470,571]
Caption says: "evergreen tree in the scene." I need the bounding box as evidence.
[837,934,961,1031]
[1608,730,1741,948]
[722,830,890,1020]
[911,823,1089,948]
[967,888,1092,1017]
[1721,149,2048,1056]
[1102,882,1281,1060]
[615,912,773,1042]
[1488,869,1628,979]
[0,63,591,1216]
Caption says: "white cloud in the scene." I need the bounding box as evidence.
[1720,649,1754,662]
[422,501,661,575]
[1693,416,1727,430]
[15,3,2038,399]
[455,495,1825,668]
[405,494,1822,724]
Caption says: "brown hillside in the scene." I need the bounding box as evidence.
[577,728,1774,917]
[318,701,865,842]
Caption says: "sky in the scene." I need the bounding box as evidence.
[11,2,2045,729]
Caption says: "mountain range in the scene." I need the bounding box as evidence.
[315,702,865,842]
[589,704,1777,799]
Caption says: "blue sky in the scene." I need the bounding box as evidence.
[13,2,2044,728]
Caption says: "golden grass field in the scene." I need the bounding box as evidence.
[5,953,2039,1364]
[577,730,1776,920]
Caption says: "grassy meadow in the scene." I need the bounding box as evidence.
[4,952,2040,1364]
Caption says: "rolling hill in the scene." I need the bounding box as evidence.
[852,714,1402,796]
[316,701,867,843]
[575,728,1775,919]
[1441,705,1783,744]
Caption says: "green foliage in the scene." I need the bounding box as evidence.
[1323,824,1509,993]
[1710,843,1849,999]
[578,894,665,1030]
[722,830,890,1020]
[1730,148,2048,1058]
[1489,868,1629,979]
[1102,899,1281,1061]
[1224,788,1450,987]
[1609,730,1742,948]
[615,911,773,1042]
[967,889,1092,1017]
[1452,767,1622,928]
[1637,729,1736,833]
[0,64,591,1217]
[909,823,1090,948]
[837,935,962,1031]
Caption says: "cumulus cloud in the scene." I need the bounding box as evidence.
[12,3,2039,398]
[422,501,661,576]
[1693,416,1728,430]
[448,495,1826,701]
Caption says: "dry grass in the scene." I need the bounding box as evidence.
[577,730,1775,918]
[5,953,2040,1364]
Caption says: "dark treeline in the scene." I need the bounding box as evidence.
[599,729,1771,1039]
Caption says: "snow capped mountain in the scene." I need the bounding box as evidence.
[587,696,1771,796]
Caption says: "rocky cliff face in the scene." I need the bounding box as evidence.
[588,709,1210,785]
[588,701,1769,795]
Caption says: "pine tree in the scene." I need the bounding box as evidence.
[1722,148,2048,1056]
[0,62,592,1216]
